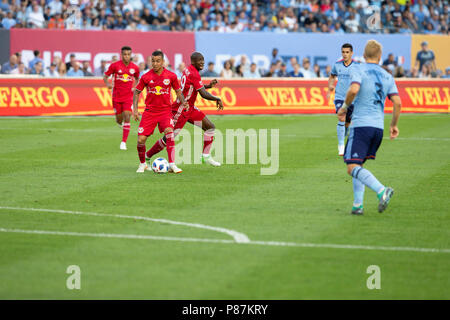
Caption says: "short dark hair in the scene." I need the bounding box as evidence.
[152,50,164,58]
[121,46,132,52]
[208,62,214,66]
[33,50,40,57]
[342,43,353,51]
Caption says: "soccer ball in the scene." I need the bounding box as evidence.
[152,157,169,173]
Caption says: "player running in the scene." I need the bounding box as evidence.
[132,50,188,173]
[327,43,359,156]
[338,40,401,215]
[103,46,140,151]
[145,51,224,167]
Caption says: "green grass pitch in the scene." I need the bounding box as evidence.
[0,114,449,299]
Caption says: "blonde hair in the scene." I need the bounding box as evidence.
[364,40,383,60]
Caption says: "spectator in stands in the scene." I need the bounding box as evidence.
[299,58,315,79]
[419,62,432,78]
[58,62,67,77]
[382,53,398,74]
[66,54,77,71]
[442,67,450,79]
[30,61,44,76]
[44,62,60,77]
[236,55,250,77]
[324,65,332,77]
[175,62,185,78]
[29,50,44,71]
[1,11,16,29]
[277,63,289,77]
[27,4,46,28]
[94,60,108,77]
[394,66,406,78]
[67,61,84,77]
[47,13,65,29]
[11,62,27,75]
[138,62,146,75]
[220,60,234,78]
[313,64,322,78]
[1,54,18,74]
[287,57,298,73]
[270,48,280,64]
[263,62,279,77]
[288,63,304,78]
[82,61,94,76]
[243,63,261,78]
[202,62,219,77]
[415,41,436,72]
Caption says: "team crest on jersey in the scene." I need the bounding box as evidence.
[130,69,135,74]
[118,69,122,73]
[163,79,170,85]
[138,127,144,133]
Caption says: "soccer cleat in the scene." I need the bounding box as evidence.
[377,187,394,213]
[120,141,127,150]
[351,205,364,215]
[168,163,182,173]
[145,156,153,170]
[136,163,147,173]
[338,144,345,156]
[202,154,221,167]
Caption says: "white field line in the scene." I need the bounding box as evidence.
[0,227,448,254]
[0,206,250,243]
[0,207,449,254]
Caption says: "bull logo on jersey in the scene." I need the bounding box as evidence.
[130,69,135,74]
[149,86,170,95]
[117,73,132,82]
[138,127,144,133]
[163,79,170,85]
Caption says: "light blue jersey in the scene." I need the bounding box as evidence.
[349,63,399,130]
[331,59,359,101]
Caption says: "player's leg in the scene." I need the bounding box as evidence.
[113,101,123,127]
[190,110,221,167]
[136,113,157,172]
[335,100,346,155]
[120,110,132,150]
[344,104,354,137]
[344,127,393,213]
[159,116,181,173]
[145,110,187,162]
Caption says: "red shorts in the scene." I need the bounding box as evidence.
[172,105,206,130]
[113,100,133,115]
[138,109,174,136]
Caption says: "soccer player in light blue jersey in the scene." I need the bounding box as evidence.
[338,40,402,215]
[327,43,359,156]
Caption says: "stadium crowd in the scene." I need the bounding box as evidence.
[2,42,449,78]
[0,0,448,34]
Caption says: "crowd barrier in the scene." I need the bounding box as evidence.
[0,78,448,116]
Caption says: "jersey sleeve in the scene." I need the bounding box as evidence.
[331,63,337,76]
[134,67,140,80]
[135,76,146,92]
[171,73,181,91]
[104,63,114,76]
[191,72,204,90]
[349,66,362,85]
[387,76,399,100]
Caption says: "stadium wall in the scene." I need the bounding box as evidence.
[410,34,450,72]
[0,78,448,116]
[0,29,10,65]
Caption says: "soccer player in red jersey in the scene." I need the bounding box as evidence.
[133,50,188,173]
[145,52,224,167]
[103,46,140,151]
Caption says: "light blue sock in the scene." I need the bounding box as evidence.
[351,166,385,194]
[352,177,365,207]
[337,121,345,146]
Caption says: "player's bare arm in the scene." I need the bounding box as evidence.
[338,83,360,117]
[175,89,189,110]
[327,75,336,101]
[103,74,112,90]
[204,79,218,89]
[198,87,223,110]
[132,88,142,121]
[390,95,402,140]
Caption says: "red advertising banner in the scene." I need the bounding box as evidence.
[0,78,448,116]
[10,29,195,70]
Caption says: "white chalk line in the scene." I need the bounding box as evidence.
[0,207,449,254]
[0,206,249,243]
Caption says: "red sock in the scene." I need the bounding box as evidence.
[122,122,130,143]
[137,143,146,163]
[146,138,166,159]
[203,129,214,155]
[166,132,175,164]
